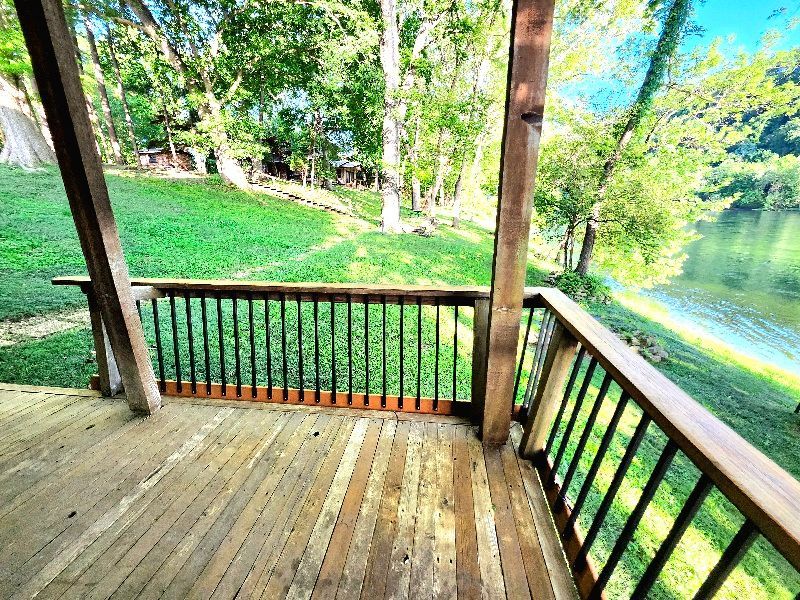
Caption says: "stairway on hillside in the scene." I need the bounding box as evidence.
[250,177,352,216]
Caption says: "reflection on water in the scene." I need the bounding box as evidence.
[642,210,800,375]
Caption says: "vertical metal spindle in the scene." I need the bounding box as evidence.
[347,295,353,405]
[264,295,272,399]
[313,295,320,403]
[574,412,652,571]
[364,296,369,406]
[185,292,196,394]
[524,311,550,404]
[169,292,182,393]
[381,295,387,408]
[233,295,241,397]
[399,297,404,409]
[548,357,599,487]
[136,299,142,323]
[248,294,256,398]
[693,520,758,600]
[545,347,586,455]
[280,294,287,401]
[529,311,555,402]
[452,304,459,401]
[589,439,680,599]
[564,392,630,538]
[200,293,211,395]
[217,293,226,396]
[434,299,440,411]
[297,294,304,401]
[416,297,422,411]
[555,373,614,512]
[633,474,713,598]
[151,299,165,392]
[330,298,336,403]
[512,307,536,404]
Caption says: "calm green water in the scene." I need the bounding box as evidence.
[644,210,800,375]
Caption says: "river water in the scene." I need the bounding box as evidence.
[638,210,800,376]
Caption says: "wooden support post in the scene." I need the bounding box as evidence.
[14,0,160,413]
[519,321,578,459]
[471,298,490,423]
[480,0,555,445]
[88,291,123,396]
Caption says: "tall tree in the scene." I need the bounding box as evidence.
[574,0,693,275]
[105,24,139,160]
[84,16,123,163]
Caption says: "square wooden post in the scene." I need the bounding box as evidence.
[471,298,490,422]
[14,0,160,413]
[519,320,579,459]
[480,0,556,445]
[87,290,123,397]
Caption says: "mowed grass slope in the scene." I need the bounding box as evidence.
[0,165,798,598]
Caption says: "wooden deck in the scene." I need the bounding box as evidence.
[0,383,576,600]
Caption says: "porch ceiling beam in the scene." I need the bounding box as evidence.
[14,0,161,413]
[481,0,556,445]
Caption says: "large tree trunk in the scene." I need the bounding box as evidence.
[107,26,139,160]
[452,161,465,228]
[575,0,692,275]
[410,116,422,211]
[85,18,123,164]
[379,0,403,232]
[0,76,56,169]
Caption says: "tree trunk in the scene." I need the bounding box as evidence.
[424,131,449,217]
[379,0,403,232]
[452,161,465,228]
[85,18,122,164]
[0,76,56,169]
[106,26,139,161]
[574,0,692,275]
[410,116,422,211]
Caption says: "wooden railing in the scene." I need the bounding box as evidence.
[55,276,800,597]
[519,287,800,599]
[55,277,547,419]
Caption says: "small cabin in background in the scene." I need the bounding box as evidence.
[138,147,193,170]
[333,160,362,187]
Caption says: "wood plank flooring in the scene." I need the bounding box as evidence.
[0,384,576,599]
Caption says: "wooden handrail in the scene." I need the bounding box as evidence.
[532,286,800,572]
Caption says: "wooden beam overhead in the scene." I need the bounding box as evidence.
[481,0,556,445]
[14,0,161,413]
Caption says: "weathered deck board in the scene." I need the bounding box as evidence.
[0,385,577,599]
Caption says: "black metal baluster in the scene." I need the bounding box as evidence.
[217,294,226,396]
[530,312,555,398]
[545,348,586,455]
[364,296,369,406]
[633,473,713,598]
[136,300,142,323]
[590,439,680,599]
[248,294,256,398]
[416,297,422,411]
[548,357,599,487]
[233,295,241,397]
[399,297,405,409]
[184,292,196,394]
[152,299,165,392]
[265,296,272,399]
[693,520,758,600]
[512,307,536,404]
[297,294,304,401]
[452,304,458,401]
[200,293,211,395]
[434,299,440,411]
[381,295,387,408]
[313,295,320,403]
[564,392,630,538]
[573,412,652,571]
[330,298,336,403]
[555,373,614,512]
[280,293,287,401]
[347,295,353,405]
[169,292,182,393]
[524,311,550,406]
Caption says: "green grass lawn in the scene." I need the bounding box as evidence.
[0,164,798,598]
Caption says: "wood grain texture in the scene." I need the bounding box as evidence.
[0,385,579,599]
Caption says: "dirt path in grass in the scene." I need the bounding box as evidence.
[0,309,90,347]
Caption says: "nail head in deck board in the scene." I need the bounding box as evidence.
[481,0,556,445]
[14,0,160,413]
